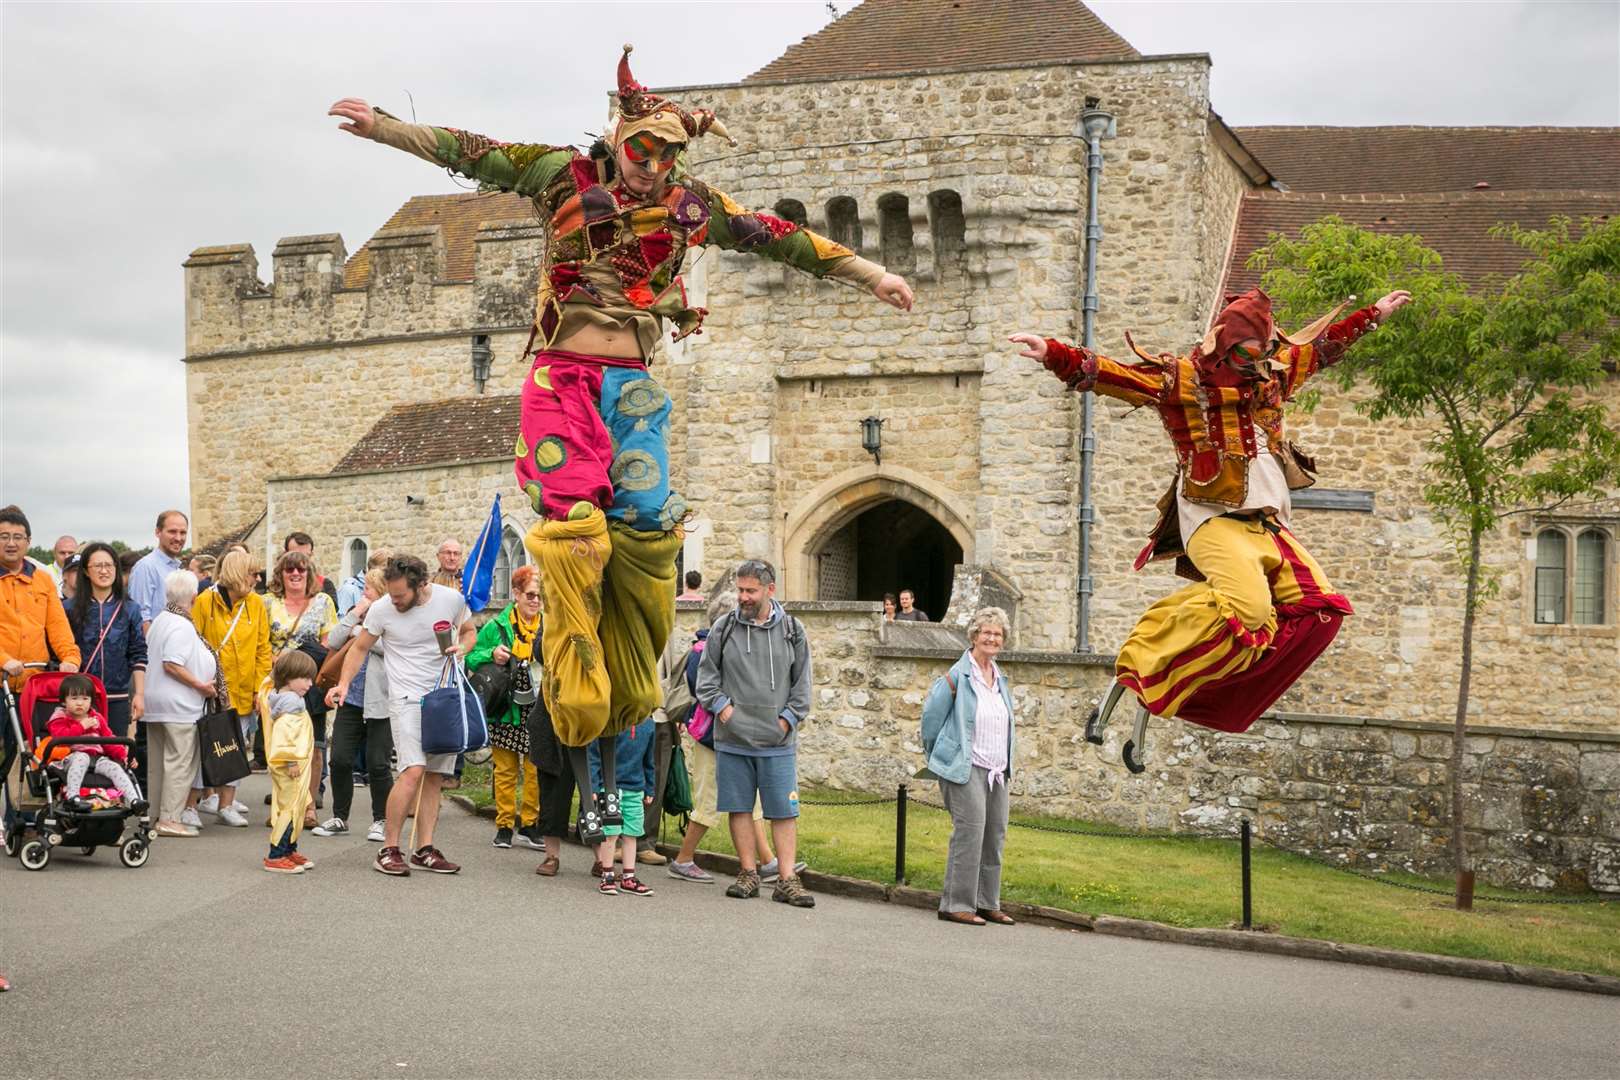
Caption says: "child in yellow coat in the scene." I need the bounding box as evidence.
[260,651,317,874]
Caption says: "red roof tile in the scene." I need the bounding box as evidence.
[1222,189,1620,296]
[746,0,1137,84]
[333,396,520,473]
[1233,126,1620,195]
[342,192,535,289]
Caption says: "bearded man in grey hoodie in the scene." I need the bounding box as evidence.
[695,558,815,908]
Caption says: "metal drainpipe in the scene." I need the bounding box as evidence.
[1076,100,1115,653]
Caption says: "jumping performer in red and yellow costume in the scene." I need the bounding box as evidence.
[330,47,913,844]
[1011,287,1409,770]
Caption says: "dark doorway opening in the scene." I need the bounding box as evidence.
[815,499,962,620]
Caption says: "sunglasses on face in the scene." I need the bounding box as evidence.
[519,591,542,600]
[623,134,682,167]
[284,567,307,575]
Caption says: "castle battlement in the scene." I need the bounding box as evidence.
[183,216,543,359]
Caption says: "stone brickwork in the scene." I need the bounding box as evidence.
[670,603,1620,891]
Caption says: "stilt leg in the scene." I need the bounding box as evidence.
[596,735,622,826]
[1085,681,1127,745]
[1121,706,1150,775]
[568,744,604,844]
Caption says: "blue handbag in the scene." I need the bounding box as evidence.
[420,657,489,756]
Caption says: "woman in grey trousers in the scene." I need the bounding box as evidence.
[920,607,1017,926]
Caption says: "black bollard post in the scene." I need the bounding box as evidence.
[1240,817,1253,930]
[896,783,908,884]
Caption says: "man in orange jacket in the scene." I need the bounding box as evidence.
[1,505,81,690]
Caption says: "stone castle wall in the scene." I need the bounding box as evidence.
[672,602,1620,892]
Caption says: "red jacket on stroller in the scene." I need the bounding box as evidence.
[41,708,127,764]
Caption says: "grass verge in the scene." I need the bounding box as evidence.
[453,765,1618,977]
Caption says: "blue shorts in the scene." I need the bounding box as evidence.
[715,751,799,820]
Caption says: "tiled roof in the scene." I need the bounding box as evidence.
[1222,189,1620,295]
[333,396,521,473]
[1233,126,1620,195]
[746,0,1137,84]
[342,192,535,289]
[197,511,266,557]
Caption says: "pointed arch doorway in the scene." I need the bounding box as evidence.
[782,469,973,619]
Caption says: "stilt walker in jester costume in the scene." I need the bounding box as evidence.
[1010,287,1409,772]
[329,47,913,857]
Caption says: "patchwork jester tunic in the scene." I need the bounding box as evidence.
[368,112,886,745]
[1040,305,1380,733]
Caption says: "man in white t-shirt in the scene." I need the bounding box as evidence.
[328,555,474,877]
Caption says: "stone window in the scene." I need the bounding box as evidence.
[1532,524,1614,626]
[1534,529,1567,624]
[489,526,524,608]
[1574,528,1608,624]
[928,189,966,280]
[346,537,368,579]
[877,193,914,273]
[826,196,862,252]
[773,199,808,227]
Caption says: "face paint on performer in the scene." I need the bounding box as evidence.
[616,133,683,197]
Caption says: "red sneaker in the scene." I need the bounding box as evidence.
[374,846,410,876]
[287,852,314,869]
[263,856,305,874]
[409,846,461,874]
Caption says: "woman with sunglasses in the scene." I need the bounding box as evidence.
[326,44,914,846]
[266,550,337,829]
[467,564,545,851]
[1008,287,1410,759]
[67,542,149,785]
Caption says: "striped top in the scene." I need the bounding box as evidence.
[968,658,1010,788]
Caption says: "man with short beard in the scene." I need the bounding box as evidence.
[129,510,189,633]
[695,559,815,908]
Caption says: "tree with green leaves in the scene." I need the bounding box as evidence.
[1250,214,1620,908]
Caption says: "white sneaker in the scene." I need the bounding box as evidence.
[366,820,387,842]
[312,817,348,837]
[180,808,203,829]
[197,794,220,816]
[218,806,249,827]
[229,800,248,815]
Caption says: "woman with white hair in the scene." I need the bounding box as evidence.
[920,606,1018,926]
[143,569,224,837]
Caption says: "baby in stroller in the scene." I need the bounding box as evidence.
[43,674,145,813]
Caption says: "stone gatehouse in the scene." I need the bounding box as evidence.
[180,1,1620,882]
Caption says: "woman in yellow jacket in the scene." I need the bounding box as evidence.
[191,550,272,826]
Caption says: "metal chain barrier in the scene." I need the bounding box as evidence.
[796,784,1614,906]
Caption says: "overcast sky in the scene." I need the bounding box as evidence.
[2,0,1616,548]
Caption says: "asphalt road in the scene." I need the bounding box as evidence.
[3,773,1615,1080]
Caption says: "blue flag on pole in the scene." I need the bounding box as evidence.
[462,495,503,613]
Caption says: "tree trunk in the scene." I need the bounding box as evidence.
[1451,523,1483,910]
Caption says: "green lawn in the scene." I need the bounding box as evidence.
[454,765,1619,977]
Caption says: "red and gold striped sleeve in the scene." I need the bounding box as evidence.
[1042,339,1166,407]
[1278,305,1379,399]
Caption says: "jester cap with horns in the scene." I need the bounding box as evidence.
[610,44,736,150]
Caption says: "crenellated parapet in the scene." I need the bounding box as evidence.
[183,211,541,360]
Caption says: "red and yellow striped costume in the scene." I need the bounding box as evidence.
[1041,298,1380,733]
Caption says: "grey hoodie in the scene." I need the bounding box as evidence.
[695,600,812,758]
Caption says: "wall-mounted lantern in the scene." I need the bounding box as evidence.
[860,416,885,466]
[471,334,494,394]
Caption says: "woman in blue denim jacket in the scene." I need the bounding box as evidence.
[67,542,149,785]
[920,606,1017,926]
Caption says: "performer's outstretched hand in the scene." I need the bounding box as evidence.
[1374,289,1412,319]
[329,98,376,138]
[1008,333,1048,362]
[874,273,914,311]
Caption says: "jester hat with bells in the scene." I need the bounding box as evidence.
[611,44,737,151]
[1190,288,1346,387]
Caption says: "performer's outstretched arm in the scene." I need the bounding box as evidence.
[329,98,575,197]
[696,182,914,311]
[1278,289,1411,398]
[1008,333,1166,408]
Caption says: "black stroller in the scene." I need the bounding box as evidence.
[2,665,154,870]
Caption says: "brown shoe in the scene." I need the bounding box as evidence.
[938,910,986,926]
[374,846,410,877]
[977,908,1015,926]
[409,846,461,874]
[534,855,560,877]
[636,848,668,866]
